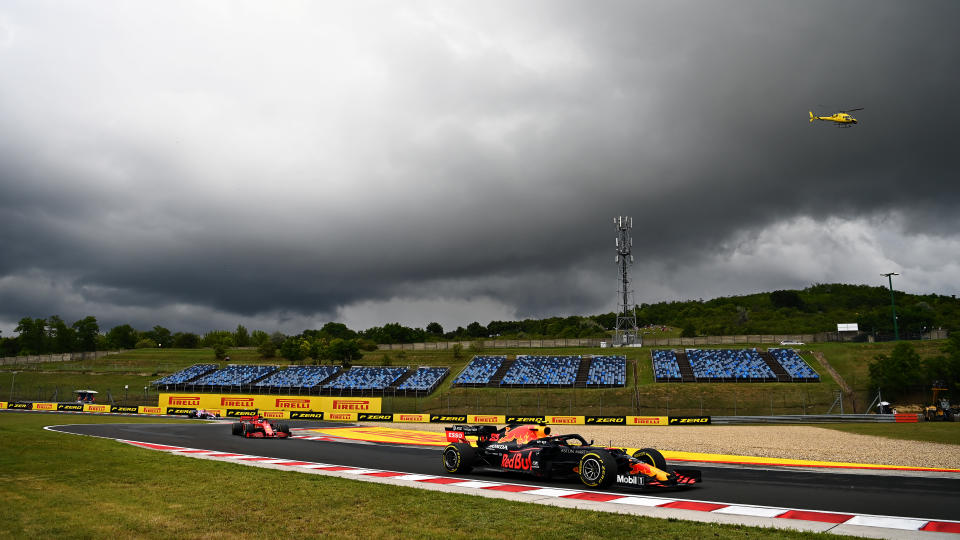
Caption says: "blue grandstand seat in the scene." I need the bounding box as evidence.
[768,348,820,381]
[397,367,449,391]
[685,349,775,382]
[500,355,579,386]
[585,356,626,386]
[190,364,278,387]
[322,367,408,391]
[651,350,682,382]
[254,366,341,389]
[153,364,218,386]
[453,356,505,386]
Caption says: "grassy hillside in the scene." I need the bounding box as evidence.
[2,340,950,415]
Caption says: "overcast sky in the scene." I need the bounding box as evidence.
[1,1,958,336]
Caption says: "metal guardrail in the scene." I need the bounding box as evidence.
[712,414,919,424]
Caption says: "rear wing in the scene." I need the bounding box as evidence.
[239,414,262,422]
[445,424,502,443]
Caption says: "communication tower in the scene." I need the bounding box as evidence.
[614,216,639,346]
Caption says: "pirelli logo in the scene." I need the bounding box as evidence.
[34,403,56,410]
[328,413,355,421]
[86,405,110,412]
[262,411,286,419]
[548,416,578,424]
[221,397,255,407]
[333,400,371,411]
[168,396,202,406]
[275,398,310,409]
[472,416,501,423]
[397,414,426,422]
[141,407,162,414]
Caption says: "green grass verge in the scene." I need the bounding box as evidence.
[815,422,960,446]
[1,340,949,415]
[0,412,834,539]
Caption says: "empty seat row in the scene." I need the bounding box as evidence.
[191,364,278,386]
[452,356,506,385]
[254,365,342,388]
[769,348,820,380]
[686,349,775,380]
[651,350,682,381]
[152,364,218,385]
[397,367,450,391]
[586,356,626,386]
[500,355,580,386]
[322,366,408,390]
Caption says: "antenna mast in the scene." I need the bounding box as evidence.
[614,216,639,347]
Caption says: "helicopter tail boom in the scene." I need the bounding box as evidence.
[809,111,815,122]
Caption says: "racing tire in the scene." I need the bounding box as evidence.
[633,448,667,470]
[278,424,291,436]
[232,422,243,436]
[442,443,475,474]
[578,451,617,488]
[243,423,257,436]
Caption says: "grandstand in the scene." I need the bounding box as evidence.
[188,364,278,390]
[322,366,408,394]
[396,366,450,394]
[152,363,218,388]
[768,348,820,382]
[652,348,821,383]
[452,356,506,387]
[686,348,776,382]
[585,355,627,387]
[500,355,580,387]
[253,365,342,392]
[651,350,683,382]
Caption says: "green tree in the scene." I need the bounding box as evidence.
[279,337,307,363]
[257,339,277,359]
[250,329,270,346]
[106,324,138,350]
[135,338,155,349]
[924,334,960,393]
[49,315,76,353]
[172,332,200,348]
[72,316,100,351]
[15,317,47,355]
[426,322,444,336]
[234,324,250,347]
[451,343,463,360]
[869,342,923,398]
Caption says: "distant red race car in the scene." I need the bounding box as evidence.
[231,414,291,438]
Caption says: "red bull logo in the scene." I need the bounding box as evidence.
[221,397,255,407]
[499,425,545,445]
[501,451,533,470]
[275,398,310,409]
[333,400,370,411]
[169,396,201,406]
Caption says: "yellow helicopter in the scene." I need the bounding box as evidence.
[809,108,863,127]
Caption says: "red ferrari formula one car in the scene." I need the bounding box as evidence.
[443,424,700,490]
[231,414,291,438]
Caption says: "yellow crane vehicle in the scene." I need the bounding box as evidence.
[924,381,956,421]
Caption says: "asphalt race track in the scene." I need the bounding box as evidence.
[50,420,960,522]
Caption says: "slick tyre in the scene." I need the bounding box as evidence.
[232,422,243,436]
[278,424,291,436]
[633,448,667,470]
[442,443,475,474]
[578,451,617,488]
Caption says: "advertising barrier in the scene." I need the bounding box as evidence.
[429,414,468,423]
[544,415,584,425]
[0,402,5,409]
[357,413,393,422]
[112,405,139,414]
[262,410,288,420]
[467,414,506,424]
[626,416,669,426]
[57,403,84,412]
[84,404,111,413]
[33,402,57,411]
[585,416,626,425]
[139,406,163,415]
[393,413,430,423]
[326,412,358,422]
[505,415,545,424]
[668,416,712,425]
[290,411,324,420]
[226,408,259,417]
[159,393,381,414]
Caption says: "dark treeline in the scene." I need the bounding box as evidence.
[2,284,958,359]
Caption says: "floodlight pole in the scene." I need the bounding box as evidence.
[882,272,899,341]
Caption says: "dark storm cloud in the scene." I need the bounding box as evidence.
[1,0,958,335]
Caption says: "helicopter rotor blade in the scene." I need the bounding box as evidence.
[844,107,864,112]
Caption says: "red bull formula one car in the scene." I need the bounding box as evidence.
[231,414,291,438]
[443,424,700,490]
